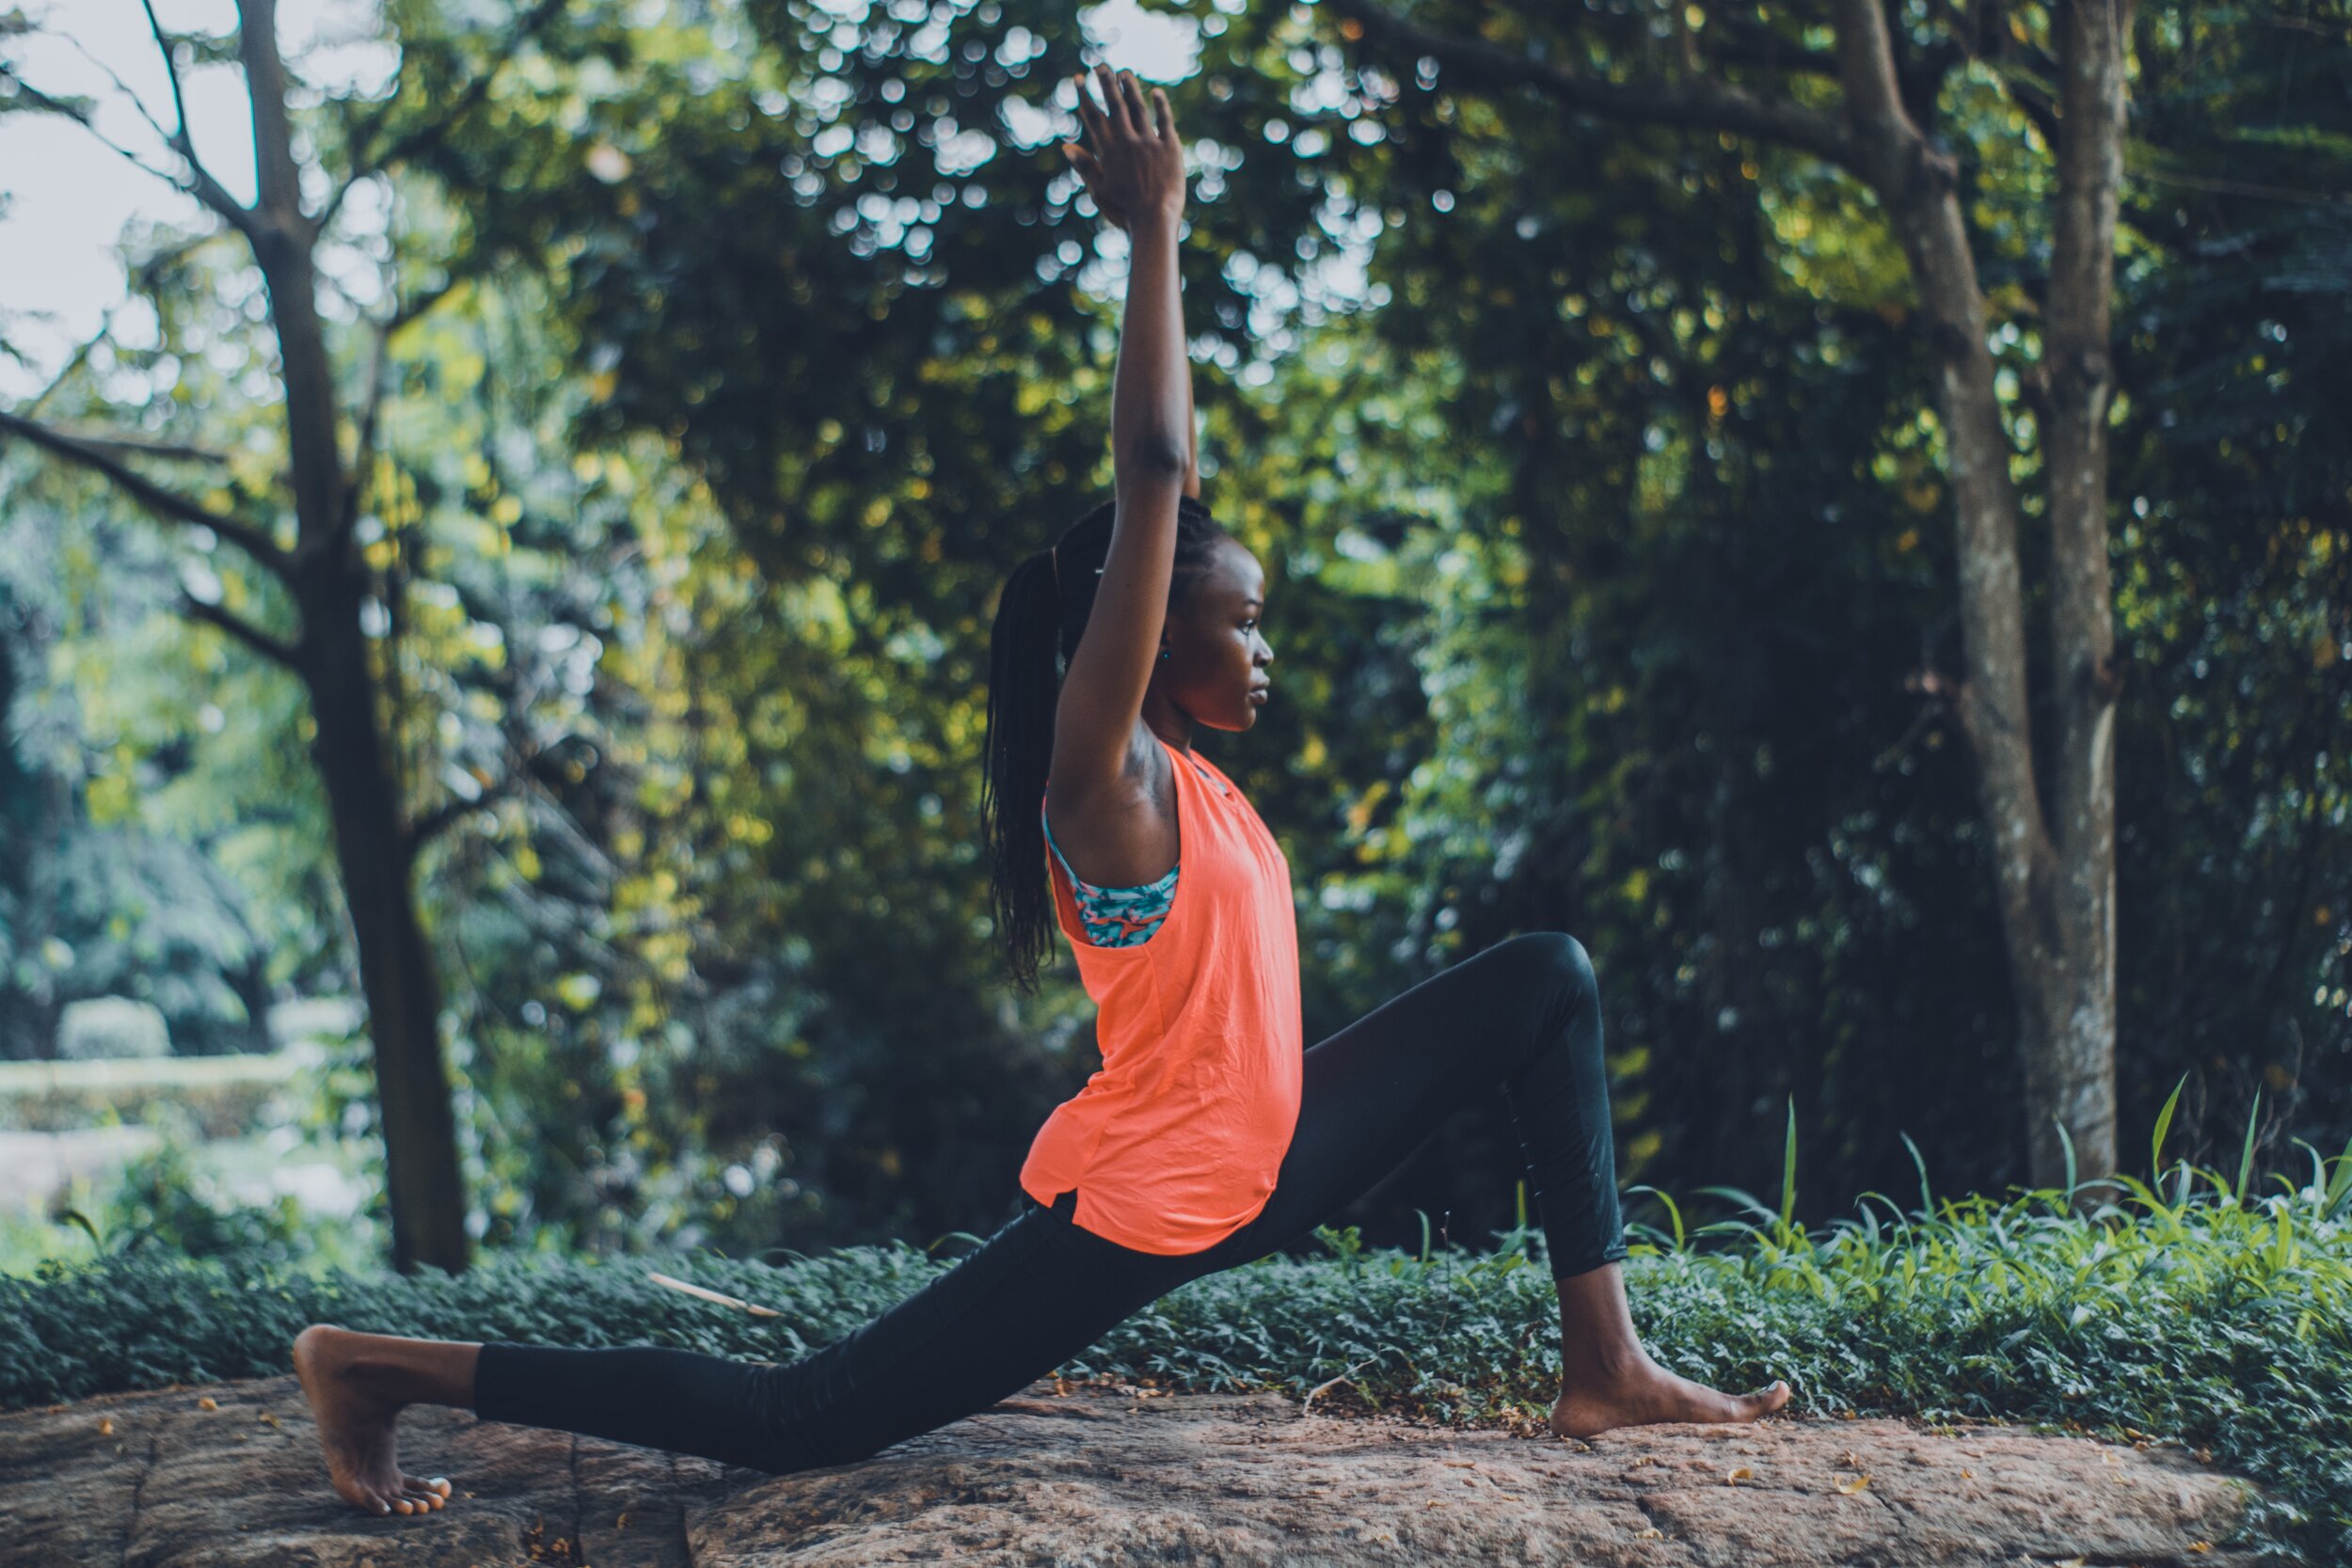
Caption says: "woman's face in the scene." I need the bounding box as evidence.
[1158,538,1274,731]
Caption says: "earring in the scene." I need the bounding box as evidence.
[1159,650,1170,659]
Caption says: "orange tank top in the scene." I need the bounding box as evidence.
[1019,731,1303,1254]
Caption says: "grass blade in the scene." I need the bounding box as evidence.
[1900,1130,1933,1221]
[1626,1183,1686,1251]
[1694,1183,1778,1227]
[2151,1072,2188,1183]
[1779,1095,1799,1246]
[2233,1087,2263,1210]
[2055,1117,2079,1215]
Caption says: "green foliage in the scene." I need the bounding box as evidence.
[0,275,323,1058]
[51,1137,320,1269]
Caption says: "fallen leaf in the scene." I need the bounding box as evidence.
[616,1513,629,1529]
[197,1397,218,1411]
[98,1418,113,1435]
[1835,1473,1871,1495]
[1635,1526,1664,1540]
[1726,1465,1754,1484]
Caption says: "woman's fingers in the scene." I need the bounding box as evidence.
[1086,64,1120,137]
[1073,71,1112,146]
[1073,65,1170,146]
[1072,71,1107,145]
[1118,69,1152,136]
[1098,63,1135,136]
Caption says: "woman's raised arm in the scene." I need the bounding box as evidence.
[1050,66,1193,802]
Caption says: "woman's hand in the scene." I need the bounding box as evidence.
[1060,64,1184,231]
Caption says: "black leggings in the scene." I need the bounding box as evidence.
[471,931,1628,1474]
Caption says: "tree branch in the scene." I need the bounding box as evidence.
[56,29,183,161]
[1994,63,2062,150]
[45,427,231,465]
[407,781,500,852]
[1324,0,1857,170]
[180,592,302,668]
[343,276,465,541]
[0,65,208,200]
[136,0,258,235]
[1898,34,1969,131]
[235,0,311,239]
[406,735,596,854]
[0,408,293,578]
[18,307,121,419]
[1828,0,1918,153]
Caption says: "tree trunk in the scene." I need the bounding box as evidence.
[239,0,471,1272]
[1832,0,2124,1206]
[303,606,470,1274]
[2022,0,2134,1204]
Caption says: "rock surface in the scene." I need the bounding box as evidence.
[0,1372,2266,1566]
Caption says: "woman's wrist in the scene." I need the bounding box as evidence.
[1126,202,1184,241]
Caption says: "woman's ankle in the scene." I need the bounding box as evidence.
[320,1328,482,1411]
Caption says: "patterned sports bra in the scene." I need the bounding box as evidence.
[1040,749,1232,947]
[1041,802,1178,946]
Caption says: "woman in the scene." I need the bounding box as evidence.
[291,64,1788,1520]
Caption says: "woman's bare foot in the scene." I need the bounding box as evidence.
[291,1324,455,1517]
[1549,1348,1790,1440]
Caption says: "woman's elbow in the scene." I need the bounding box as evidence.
[1116,439,1191,480]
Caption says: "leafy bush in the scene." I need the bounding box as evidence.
[56,998,170,1060]
[41,1134,343,1272]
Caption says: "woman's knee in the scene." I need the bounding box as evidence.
[1495,929,1597,1006]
